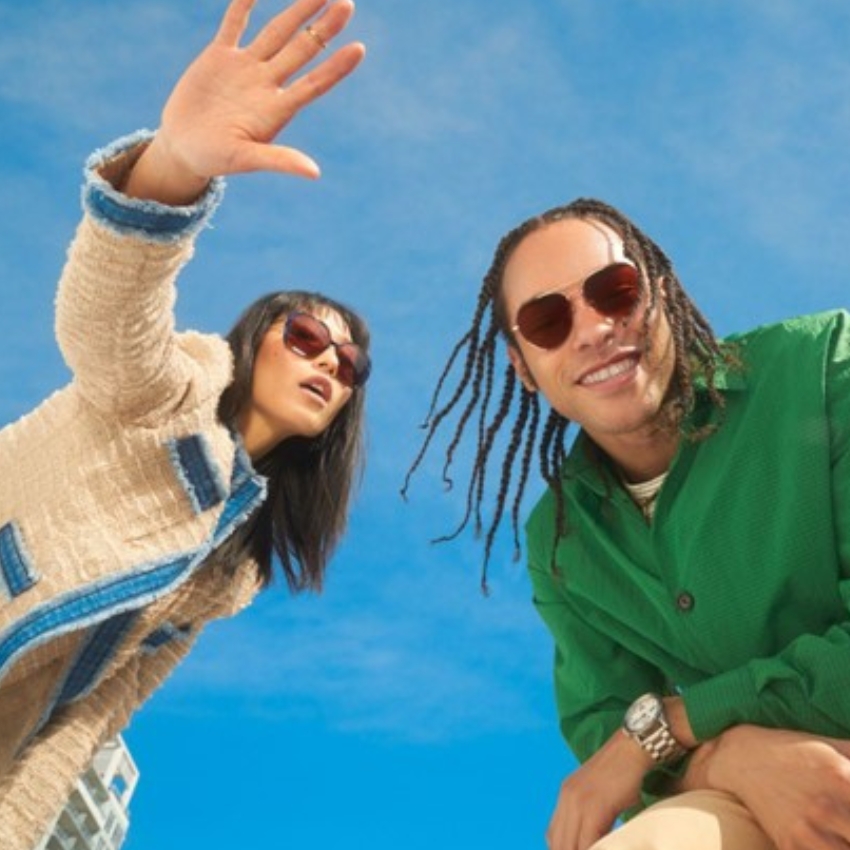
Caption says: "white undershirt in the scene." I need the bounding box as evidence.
[622,471,668,520]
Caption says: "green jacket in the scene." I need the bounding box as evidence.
[528,310,850,803]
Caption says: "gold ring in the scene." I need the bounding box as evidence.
[304,24,327,50]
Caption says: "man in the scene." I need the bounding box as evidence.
[405,198,850,849]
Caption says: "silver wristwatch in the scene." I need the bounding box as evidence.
[622,692,688,764]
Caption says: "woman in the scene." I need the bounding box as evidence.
[0,0,369,846]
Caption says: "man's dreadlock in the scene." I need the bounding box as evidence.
[403,198,731,591]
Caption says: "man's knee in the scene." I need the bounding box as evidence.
[588,791,774,850]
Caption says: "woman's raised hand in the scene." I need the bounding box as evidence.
[124,0,365,204]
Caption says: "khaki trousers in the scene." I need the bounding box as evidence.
[591,791,776,850]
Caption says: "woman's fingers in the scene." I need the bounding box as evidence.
[155,0,365,182]
[215,0,258,48]
[247,0,332,61]
[235,142,322,179]
[280,39,365,111]
[212,0,361,90]
[266,0,358,82]
[235,39,364,177]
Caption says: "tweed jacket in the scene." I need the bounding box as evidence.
[0,133,267,849]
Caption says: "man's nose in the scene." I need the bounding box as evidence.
[567,297,618,350]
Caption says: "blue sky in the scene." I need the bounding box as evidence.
[1,0,849,847]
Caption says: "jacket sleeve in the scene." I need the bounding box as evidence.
[54,131,225,423]
[532,556,699,817]
[0,630,197,850]
[682,313,850,741]
[528,528,666,764]
[0,559,260,850]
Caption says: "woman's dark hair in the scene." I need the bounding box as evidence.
[217,290,370,591]
[404,198,731,589]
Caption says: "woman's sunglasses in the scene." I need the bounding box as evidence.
[511,262,642,350]
[283,312,371,389]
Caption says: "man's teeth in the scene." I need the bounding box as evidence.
[582,357,635,385]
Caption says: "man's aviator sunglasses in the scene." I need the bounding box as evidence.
[511,262,642,350]
[283,312,371,389]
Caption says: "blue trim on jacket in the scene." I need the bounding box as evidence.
[0,439,266,697]
[18,610,141,759]
[141,620,193,655]
[167,434,229,514]
[58,610,142,707]
[83,130,225,244]
[0,523,40,600]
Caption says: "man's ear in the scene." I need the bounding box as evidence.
[507,344,538,392]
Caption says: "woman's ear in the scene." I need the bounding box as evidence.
[507,344,538,392]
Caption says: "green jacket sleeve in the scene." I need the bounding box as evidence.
[528,515,666,762]
[683,313,850,741]
[530,538,684,816]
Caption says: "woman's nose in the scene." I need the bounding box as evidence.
[313,344,340,376]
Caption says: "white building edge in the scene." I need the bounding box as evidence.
[34,736,139,850]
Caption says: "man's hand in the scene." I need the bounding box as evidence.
[547,729,654,850]
[685,725,850,850]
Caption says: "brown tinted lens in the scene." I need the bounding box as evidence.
[285,313,330,356]
[584,263,641,316]
[285,313,370,388]
[337,343,371,388]
[516,294,573,349]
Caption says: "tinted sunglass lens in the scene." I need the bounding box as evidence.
[336,351,355,388]
[585,263,641,316]
[285,314,329,355]
[515,263,642,350]
[517,295,573,349]
[286,313,370,388]
[338,344,371,388]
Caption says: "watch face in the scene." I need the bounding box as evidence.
[625,693,662,735]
